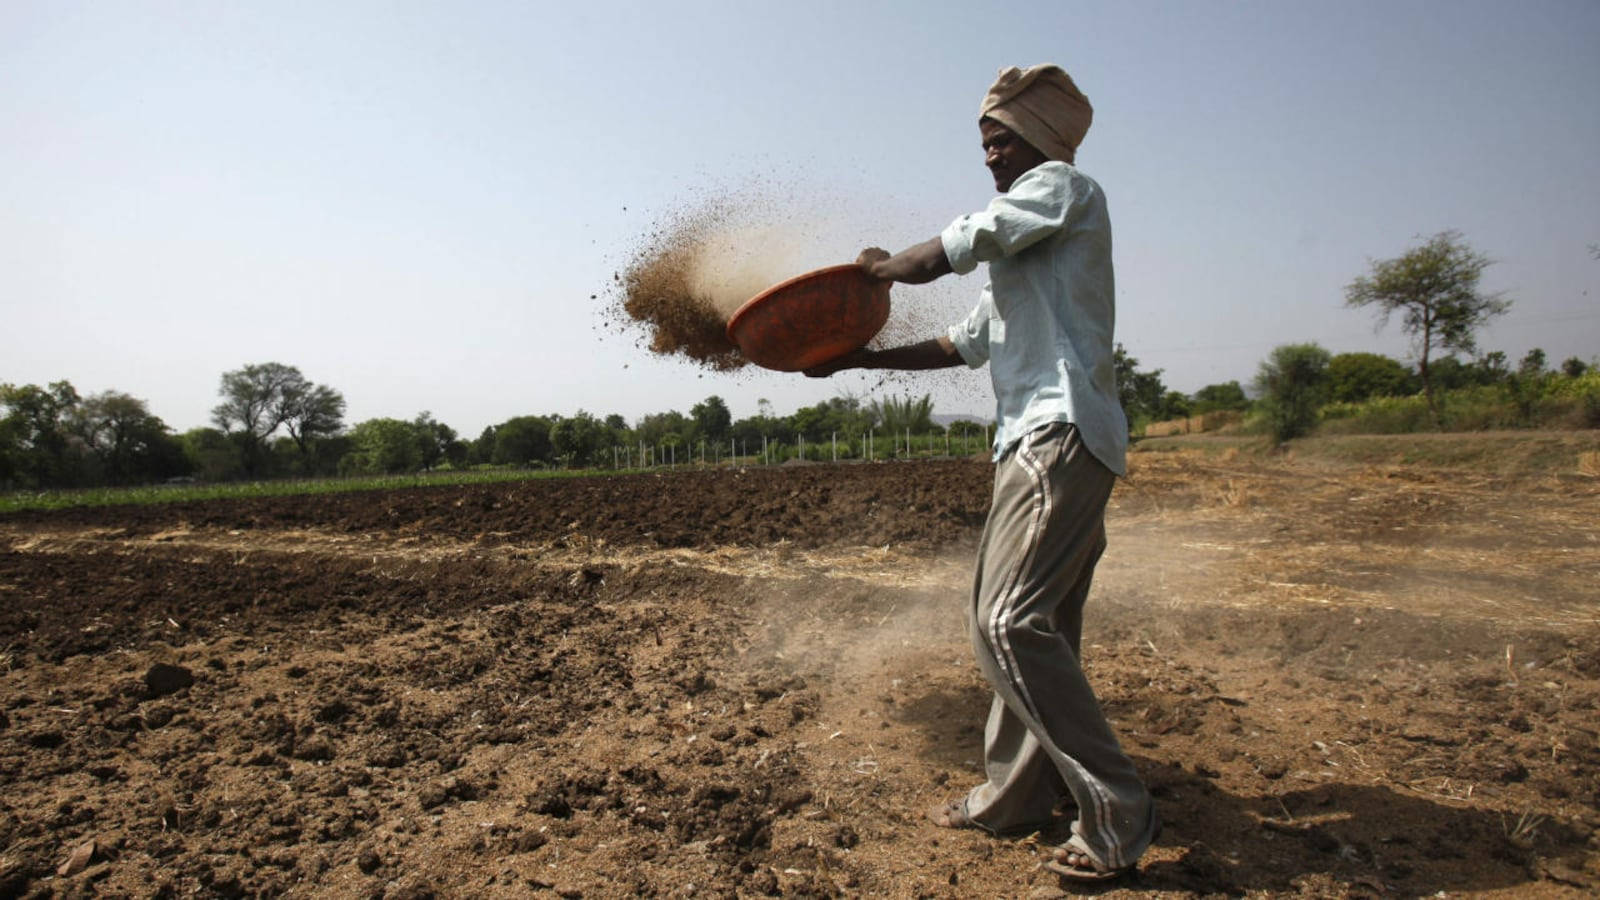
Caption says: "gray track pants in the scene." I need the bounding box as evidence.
[962,422,1156,869]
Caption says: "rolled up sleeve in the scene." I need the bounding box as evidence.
[946,294,992,369]
[938,164,1076,272]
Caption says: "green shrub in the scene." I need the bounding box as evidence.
[1310,372,1600,434]
[1255,343,1332,442]
[1545,371,1600,428]
[1318,395,1433,434]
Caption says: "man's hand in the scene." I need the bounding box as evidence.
[804,338,962,377]
[856,247,892,280]
[804,347,873,378]
[855,238,952,285]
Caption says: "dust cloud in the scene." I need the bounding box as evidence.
[738,550,974,693]
[600,181,995,423]
[604,184,966,361]
[604,188,856,372]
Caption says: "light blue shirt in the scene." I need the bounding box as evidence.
[941,161,1128,475]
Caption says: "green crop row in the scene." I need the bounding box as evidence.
[0,467,602,515]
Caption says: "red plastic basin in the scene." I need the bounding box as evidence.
[724,264,891,372]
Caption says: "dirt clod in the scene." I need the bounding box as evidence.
[143,662,193,697]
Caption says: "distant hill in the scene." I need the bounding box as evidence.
[932,412,991,426]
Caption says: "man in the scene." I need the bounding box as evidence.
[805,64,1158,882]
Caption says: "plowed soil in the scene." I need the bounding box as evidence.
[2,450,1598,898]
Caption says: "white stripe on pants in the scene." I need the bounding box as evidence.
[963,421,1154,869]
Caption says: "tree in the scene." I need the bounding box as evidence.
[1427,354,1502,391]
[1159,391,1191,420]
[871,394,934,434]
[635,411,692,449]
[731,411,793,447]
[1561,357,1590,378]
[212,363,343,477]
[1345,231,1510,422]
[281,383,346,465]
[1255,343,1331,442]
[946,419,987,438]
[690,396,732,444]
[1517,348,1547,378]
[492,416,554,466]
[1327,352,1414,403]
[789,404,832,441]
[0,381,85,488]
[1476,351,1510,385]
[469,426,497,466]
[1113,344,1169,427]
[1190,381,1249,414]
[69,391,188,485]
[179,427,244,482]
[789,396,874,441]
[549,411,607,467]
[341,418,423,475]
[1507,348,1553,426]
[211,363,296,474]
[413,412,463,471]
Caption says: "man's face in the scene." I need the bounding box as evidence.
[980,118,1049,193]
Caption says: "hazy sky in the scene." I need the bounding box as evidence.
[5,1,1598,436]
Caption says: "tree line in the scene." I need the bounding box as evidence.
[0,368,994,490]
[4,232,1594,490]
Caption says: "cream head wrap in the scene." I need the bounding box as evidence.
[980,64,1093,164]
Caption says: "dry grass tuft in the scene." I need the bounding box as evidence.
[1578,451,1600,477]
[1502,810,1545,851]
[1220,479,1250,508]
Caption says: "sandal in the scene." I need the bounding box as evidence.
[1044,809,1161,883]
[1044,836,1133,882]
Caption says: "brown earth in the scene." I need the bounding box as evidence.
[1,449,1598,898]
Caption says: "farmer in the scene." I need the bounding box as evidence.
[805,64,1158,882]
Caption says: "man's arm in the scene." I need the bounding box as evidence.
[803,238,961,377]
[859,237,953,284]
[804,336,963,378]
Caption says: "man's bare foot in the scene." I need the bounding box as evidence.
[1045,812,1159,882]
[1046,840,1130,882]
[927,799,977,829]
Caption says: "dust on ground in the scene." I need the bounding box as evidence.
[2,445,1598,897]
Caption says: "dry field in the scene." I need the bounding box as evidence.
[2,444,1597,898]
